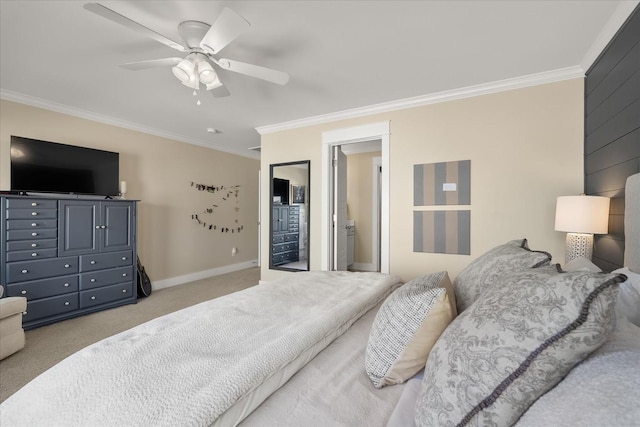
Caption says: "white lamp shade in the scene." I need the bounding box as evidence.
[555,195,610,234]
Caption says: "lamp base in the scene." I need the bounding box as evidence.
[565,233,594,264]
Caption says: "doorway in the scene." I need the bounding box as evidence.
[321,121,390,273]
[334,143,382,272]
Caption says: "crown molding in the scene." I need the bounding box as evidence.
[255,66,585,135]
[581,0,640,72]
[0,89,260,160]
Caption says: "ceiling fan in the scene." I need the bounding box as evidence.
[84,3,290,100]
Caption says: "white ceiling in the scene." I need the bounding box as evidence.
[1,1,637,159]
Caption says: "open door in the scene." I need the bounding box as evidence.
[333,146,348,270]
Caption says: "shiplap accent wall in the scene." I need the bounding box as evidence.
[585,5,640,272]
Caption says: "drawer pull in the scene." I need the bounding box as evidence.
[90,278,96,283]
[122,257,127,260]
[101,225,106,229]
[122,289,127,293]
[31,223,37,227]
[91,296,96,300]
[31,202,37,207]
[64,283,70,287]
[23,311,27,315]
[31,243,37,247]
[31,232,38,236]
[90,261,96,265]
[32,253,38,257]
[21,290,27,295]
[64,264,71,268]
[31,212,38,216]
[21,269,28,274]
[96,226,101,229]
[122,273,127,277]
[64,301,70,306]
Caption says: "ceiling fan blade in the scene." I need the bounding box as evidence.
[84,2,186,52]
[199,7,250,54]
[216,58,290,85]
[120,58,182,70]
[209,84,231,98]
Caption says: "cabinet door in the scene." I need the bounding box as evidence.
[101,202,134,252]
[272,206,289,232]
[273,206,289,232]
[59,201,98,256]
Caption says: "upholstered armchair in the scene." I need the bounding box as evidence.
[0,285,27,360]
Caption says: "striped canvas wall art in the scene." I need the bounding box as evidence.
[414,210,471,255]
[414,160,471,206]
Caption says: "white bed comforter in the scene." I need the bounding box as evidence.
[0,271,400,427]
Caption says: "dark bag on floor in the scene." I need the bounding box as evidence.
[137,256,152,298]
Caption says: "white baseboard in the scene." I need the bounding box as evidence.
[349,262,376,272]
[151,259,258,291]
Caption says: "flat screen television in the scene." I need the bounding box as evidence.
[273,178,289,204]
[10,136,120,196]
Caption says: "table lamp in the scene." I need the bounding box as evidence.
[555,195,610,264]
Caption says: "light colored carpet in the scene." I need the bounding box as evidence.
[0,267,259,403]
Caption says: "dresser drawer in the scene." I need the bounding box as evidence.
[6,248,57,262]
[7,228,58,241]
[80,250,133,272]
[5,208,57,220]
[80,266,134,290]
[7,239,57,252]
[272,252,287,264]
[23,294,79,323]
[80,282,134,309]
[7,257,79,283]
[6,219,57,230]
[6,198,57,209]
[284,251,298,262]
[272,234,285,244]
[6,275,78,300]
[284,233,298,242]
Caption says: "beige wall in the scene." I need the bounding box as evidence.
[261,79,584,282]
[1,100,260,283]
[347,151,381,267]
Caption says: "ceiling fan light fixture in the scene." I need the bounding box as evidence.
[197,61,217,85]
[181,78,199,90]
[172,58,195,83]
[205,80,223,90]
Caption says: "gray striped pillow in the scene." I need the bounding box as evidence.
[365,271,456,388]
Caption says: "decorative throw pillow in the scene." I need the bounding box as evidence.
[414,269,626,427]
[612,267,640,327]
[365,271,456,388]
[453,239,551,313]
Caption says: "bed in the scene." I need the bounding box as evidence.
[1,173,639,426]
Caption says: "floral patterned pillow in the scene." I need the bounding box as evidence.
[415,269,626,427]
[453,239,551,313]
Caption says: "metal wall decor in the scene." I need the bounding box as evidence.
[190,181,244,233]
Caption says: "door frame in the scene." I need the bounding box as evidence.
[321,121,390,273]
[372,156,382,272]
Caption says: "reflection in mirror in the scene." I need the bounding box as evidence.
[270,161,310,271]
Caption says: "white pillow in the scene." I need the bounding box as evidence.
[564,257,602,272]
[365,271,456,388]
[612,267,640,327]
